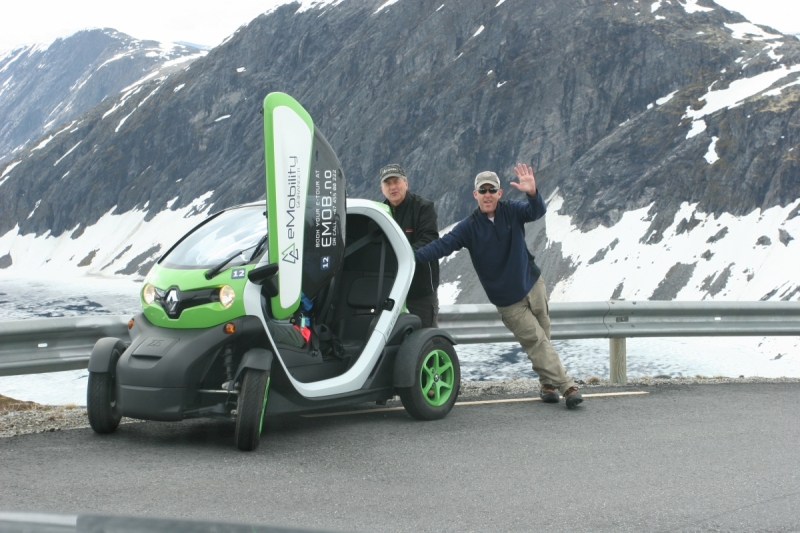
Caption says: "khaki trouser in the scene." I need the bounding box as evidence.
[496,277,576,394]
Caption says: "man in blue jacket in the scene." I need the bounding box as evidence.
[414,164,583,408]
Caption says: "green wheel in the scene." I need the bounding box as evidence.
[399,337,460,420]
[234,369,270,451]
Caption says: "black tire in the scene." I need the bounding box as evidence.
[87,371,121,433]
[398,337,460,421]
[234,369,270,451]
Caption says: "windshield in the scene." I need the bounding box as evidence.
[160,206,267,270]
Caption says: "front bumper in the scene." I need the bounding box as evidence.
[115,313,266,421]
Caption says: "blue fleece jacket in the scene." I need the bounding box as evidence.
[415,192,546,307]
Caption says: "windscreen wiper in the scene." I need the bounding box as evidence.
[204,233,267,281]
[250,233,268,262]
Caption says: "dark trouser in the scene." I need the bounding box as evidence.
[407,293,439,329]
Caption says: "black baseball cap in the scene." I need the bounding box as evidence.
[379,164,407,183]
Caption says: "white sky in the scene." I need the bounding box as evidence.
[0,0,798,54]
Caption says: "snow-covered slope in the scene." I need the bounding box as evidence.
[547,193,800,302]
[0,193,215,278]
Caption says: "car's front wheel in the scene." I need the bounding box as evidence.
[398,337,460,420]
[87,370,121,434]
[234,369,270,451]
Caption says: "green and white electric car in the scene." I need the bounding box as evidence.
[86,92,460,451]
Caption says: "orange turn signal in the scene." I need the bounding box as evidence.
[127,318,135,330]
[223,323,235,335]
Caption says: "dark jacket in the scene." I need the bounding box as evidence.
[385,191,440,299]
[415,192,545,307]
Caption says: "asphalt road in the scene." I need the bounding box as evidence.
[1,383,799,533]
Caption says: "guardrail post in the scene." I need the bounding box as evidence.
[609,337,627,385]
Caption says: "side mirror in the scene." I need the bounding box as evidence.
[248,263,279,285]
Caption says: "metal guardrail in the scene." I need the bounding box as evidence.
[2,302,800,383]
[0,315,129,377]
[438,301,800,343]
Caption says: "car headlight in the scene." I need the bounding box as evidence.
[142,283,156,305]
[219,285,235,308]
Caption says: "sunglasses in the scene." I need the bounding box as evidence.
[477,187,499,195]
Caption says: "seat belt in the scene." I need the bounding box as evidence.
[344,229,382,259]
[375,236,386,312]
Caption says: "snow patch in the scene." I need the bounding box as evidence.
[97,51,134,69]
[678,0,712,14]
[0,161,22,187]
[236,67,246,73]
[656,90,678,106]
[439,281,461,305]
[704,136,719,164]
[473,25,485,38]
[173,84,185,93]
[161,51,207,68]
[725,22,782,41]
[684,65,800,123]
[120,71,161,93]
[53,141,82,166]
[763,78,800,97]
[214,115,231,122]
[374,0,400,14]
[26,200,42,220]
[30,121,77,152]
[686,119,707,139]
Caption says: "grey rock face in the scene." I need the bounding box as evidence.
[0,29,203,164]
[778,228,794,245]
[0,0,798,303]
[650,262,697,300]
[699,262,734,297]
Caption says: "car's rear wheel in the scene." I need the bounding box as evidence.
[234,369,270,451]
[87,370,121,433]
[399,337,460,420]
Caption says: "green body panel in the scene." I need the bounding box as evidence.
[262,92,314,319]
[373,201,391,215]
[141,263,253,329]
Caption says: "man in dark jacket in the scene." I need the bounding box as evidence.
[379,164,440,327]
[414,164,583,409]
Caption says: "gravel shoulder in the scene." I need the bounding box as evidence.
[3,376,799,438]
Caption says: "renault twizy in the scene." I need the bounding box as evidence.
[87,93,460,450]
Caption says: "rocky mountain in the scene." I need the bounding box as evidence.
[0,29,205,163]
[0,0,798,304]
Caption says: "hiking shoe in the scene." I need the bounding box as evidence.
[564,387,583,409]
[540,384,560,403]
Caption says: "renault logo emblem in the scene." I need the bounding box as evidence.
[166,289,179,316]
